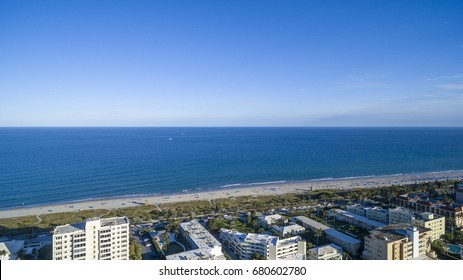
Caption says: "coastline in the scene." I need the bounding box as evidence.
[1,170,462,220]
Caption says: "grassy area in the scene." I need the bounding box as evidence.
[0,179,459,236]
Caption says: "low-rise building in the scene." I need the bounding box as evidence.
[220,229,306,260]
[52,216,129,260]
[308,243,343,260]
[259,214,285,229]
[272,223,305,236]
[362,224,432,260]
[365,207,389,224]
[293,216,361,257]
[456,183,463,203]
[388,207,414,224]
[346,205,366,217]
[0,240,25,260]
[166,220,225,260]
[333,209,386,230]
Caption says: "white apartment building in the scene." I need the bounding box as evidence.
[259,214,285,229]
[347,205,389,224]
[388,207,414,224]
[52,216,129,260]
[220,229,306,260]
[365,207,389,224]
[166,220,225,260]
[272,223,305,236]
[308,243,343,260]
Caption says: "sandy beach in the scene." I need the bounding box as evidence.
[1,170,462,219]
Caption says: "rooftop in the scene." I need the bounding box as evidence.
[309,243,343,257]
[261,214,284,223]
[334,209,386,228]
[368,223,431,242]
[181,220,221,250]
[53,216,129,235]
[166,249,226,260]
[54,222,85,235]
[100,216,129,227]
[293,216,329,230]
[324,229,361,245]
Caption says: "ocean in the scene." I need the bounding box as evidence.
[1,127,463,209]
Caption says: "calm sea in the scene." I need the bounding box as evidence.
[1,127,463,209]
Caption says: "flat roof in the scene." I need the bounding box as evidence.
[181,220,221,250]
[368,223,432,242]
[54,222,85,235]
[245,233,278,246]
[309,243,343,256]
[166,249,226,260]
[334,209,386,228]
[100,216,129,227]
[324,229,361,245]
[53,216,129,235]
[293,216,329,230]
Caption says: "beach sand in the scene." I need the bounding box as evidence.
[1,170,462,219]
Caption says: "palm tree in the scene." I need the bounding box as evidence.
[448,217,456,235]
[456,212,463,228]
[315,228,323,246]
[0,249,8,259]
[342,251,351,260]
[162,233,170,251]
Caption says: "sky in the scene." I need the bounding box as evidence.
[1,0,463,126]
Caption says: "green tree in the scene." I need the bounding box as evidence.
[315,228,323,246]
[251,252,263,260]
[129,239,142,260]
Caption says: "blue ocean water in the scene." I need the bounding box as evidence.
[1,127,463,209]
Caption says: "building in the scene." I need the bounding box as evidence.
[456,183,463,203]
[166,220,225,260]
[362,224,432,260]
[272,223,305,236]
[220,229,306,260]
[259,214,285,229]
[365,207,389,224]
[293,216,361,257]
[388,207,414,224]
[393,193,463,227]
[388,208,444,241]
[308,243,343,260]
[346,205,366,217]
[333,209,386,230]
[411,212,445,242]
[52,216,129,260]
[0,240,25,260]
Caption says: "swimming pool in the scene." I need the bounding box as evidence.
[447,244,462,255]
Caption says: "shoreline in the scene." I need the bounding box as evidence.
[1,170,463,220]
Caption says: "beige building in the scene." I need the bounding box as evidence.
[52,216,129,260]
[363,224,432,260]
[411,213,445,242]
[220,229,306,260]
[394,193,463,227]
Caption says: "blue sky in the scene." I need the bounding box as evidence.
[1,0,462,126]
